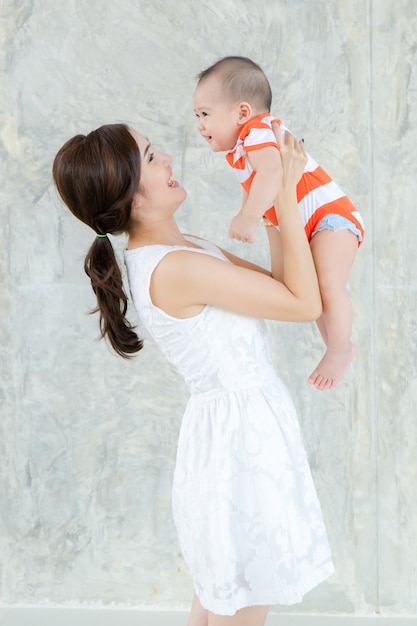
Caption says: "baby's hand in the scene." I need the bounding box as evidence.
[229,213,259,243]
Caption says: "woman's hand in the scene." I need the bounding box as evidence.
[271,124,306,209]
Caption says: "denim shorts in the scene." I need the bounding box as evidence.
[311,213,363,243]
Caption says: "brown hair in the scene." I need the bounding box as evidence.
[197,56,272,112]
[52,123,143,358]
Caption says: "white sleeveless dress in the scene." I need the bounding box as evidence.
[124,237,334,616]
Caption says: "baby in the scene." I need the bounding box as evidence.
[193,56,365,391]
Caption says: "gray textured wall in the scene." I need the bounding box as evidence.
[1,0,416,619]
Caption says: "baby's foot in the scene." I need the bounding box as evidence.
[308,344,356,391]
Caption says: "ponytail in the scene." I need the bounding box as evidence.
[85,236,143,357]
[53,124,144,358]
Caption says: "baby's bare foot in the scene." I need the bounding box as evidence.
[308,344,356,391]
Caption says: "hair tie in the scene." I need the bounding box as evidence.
[96,233,108,238]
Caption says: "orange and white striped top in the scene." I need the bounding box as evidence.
[225,113,365,244]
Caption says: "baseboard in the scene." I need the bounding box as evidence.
[0,607,415,626]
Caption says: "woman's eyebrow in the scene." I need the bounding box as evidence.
[143,142,150,158]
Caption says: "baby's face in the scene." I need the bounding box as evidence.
[193,77,240,152]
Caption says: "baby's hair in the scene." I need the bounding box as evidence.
[197,56,272,113]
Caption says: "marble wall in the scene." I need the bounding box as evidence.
[1,0,416,619]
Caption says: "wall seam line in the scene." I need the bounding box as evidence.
[367,0,380,615]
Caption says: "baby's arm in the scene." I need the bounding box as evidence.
[229,146,282,242]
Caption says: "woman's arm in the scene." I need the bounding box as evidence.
[268,126,319,304]
[151,251,319,321]
[181,233,271,275]
[264,225,284,282]
[151,132,321,322]
[217,248,271,275]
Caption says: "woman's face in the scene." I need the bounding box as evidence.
[130,129,187,220]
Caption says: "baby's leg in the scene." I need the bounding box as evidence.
[309,229,358,390]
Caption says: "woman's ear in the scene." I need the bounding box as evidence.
[237,102,252,125]
[130,192,142,221]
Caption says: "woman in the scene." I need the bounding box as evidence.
[53,124,334,626]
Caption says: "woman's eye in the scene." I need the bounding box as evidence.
[149,152,155,162]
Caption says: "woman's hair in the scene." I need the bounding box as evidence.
[197,56,272,112]
[52,123,143,358]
